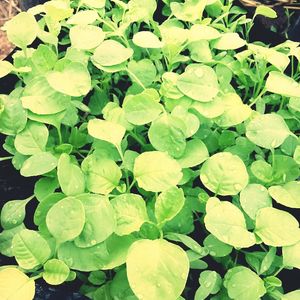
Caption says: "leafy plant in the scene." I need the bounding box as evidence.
[0,0,299,299]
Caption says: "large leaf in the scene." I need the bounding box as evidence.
[133,151,182,192]
[46,196,85,243]
[255,207,300,246]
[0,268,35,300]
[200,152,249,195]
[43,259,70,285]
[75,194,116,247]
[204,198,256,248]
[111,194,148,236]
[126,239,189,300]
[12,229,51,269]
[246,113,291,149]
[283,241,300,269]
[224,266,266,300]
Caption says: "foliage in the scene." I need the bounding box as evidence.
[0,0,300,299]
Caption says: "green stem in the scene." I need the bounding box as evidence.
[128,131,146,147]
[31,273,43,281]
[0,156,13,162]
[57,126,63,144]
[273,266,284,277]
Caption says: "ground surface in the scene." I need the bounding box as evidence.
[0,0,19,60]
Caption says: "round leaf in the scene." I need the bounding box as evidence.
[70,25,105,50]
[12,229,51,269]
[200,152,249,195]
[246,113,291,149]
[203,234,233,257]
[224,266,266,300]
[4,12,38,48]
[14,121,49,155]
[126,239,189,300]
[134,151,182,192]
[111,193,148,236]
[148,114,186,158]
[177,65,219,102]
[268,181,300,208]
[92,40,133,67]
[20,152,58,177]
[255,207,300,246]
[132,31,163,48]
[212,33,246,50]
[75,194,116,247]
[240,184,272,219]
[46,197,85,243]
[43,259,70,285]
[204,199,256,248]
[177,139,209,168]
[46,62,91,97]
[155,187,185,225]
[0,268,35,300]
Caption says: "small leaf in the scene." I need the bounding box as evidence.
[43,259,70,285]
[132,31,163,48]
[255,5,277,18]
[283,241,300,269]
[155,187,185,225]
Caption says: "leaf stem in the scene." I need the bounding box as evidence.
[128,131,146,148]
[0,156,13,162]
[273,266,284,277]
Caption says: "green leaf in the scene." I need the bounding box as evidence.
[123,89,162,125]
[14,121,49,155]
[0,224,25,257]
[1,198,31,230]
[212,33,246,50]
[101,234,137,270]
[46,196,85,243]
[203,234,233,257]
[82,0,106,8]
[58,241,108,271]
[204,199,256,248]
[43,259,70,285]
[148,114,186,158]
[200,152,249,195]
[177,139,209,168]
[46,62,91,97]
[0,61,13,78]
[12,229,51,269]
[57,153,85,196]
[265,71,300,97]
[30,45,58,74]
[255,207,300,246]
[132,31,163,48]
[240,184,272,219]
[188,24,221,42]
[133,151,182,192]
[224,266,266,300]
[92,40,133,67]
[22,77,71,115]
[127,59,157,87]
[0,95,27,136]
[246,113,291,149]
[259,247,276,274]
[74,194,116,247]
[155,187,185,225]
[0,268,35,300]
[165,233,207,256]
[283,241,300,269]
[111,193,148,236]
[81,154,122,194]
[250,160,273,183]
[170,0,206,22]
[195,270,222,300]
[177,65,219,102]
[4,12,38,48]
[70,25,105,50]
[88,119,125,148]
[67,10,99,25]
[268,181,300,208]
[255,5,277,18]
[282,290,300,300]
[20,152,58,177]
[214,93,252,127]
[126,239,189,300]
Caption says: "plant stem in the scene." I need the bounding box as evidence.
[0,156,13,162]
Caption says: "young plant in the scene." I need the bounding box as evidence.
[0,0,300,299]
